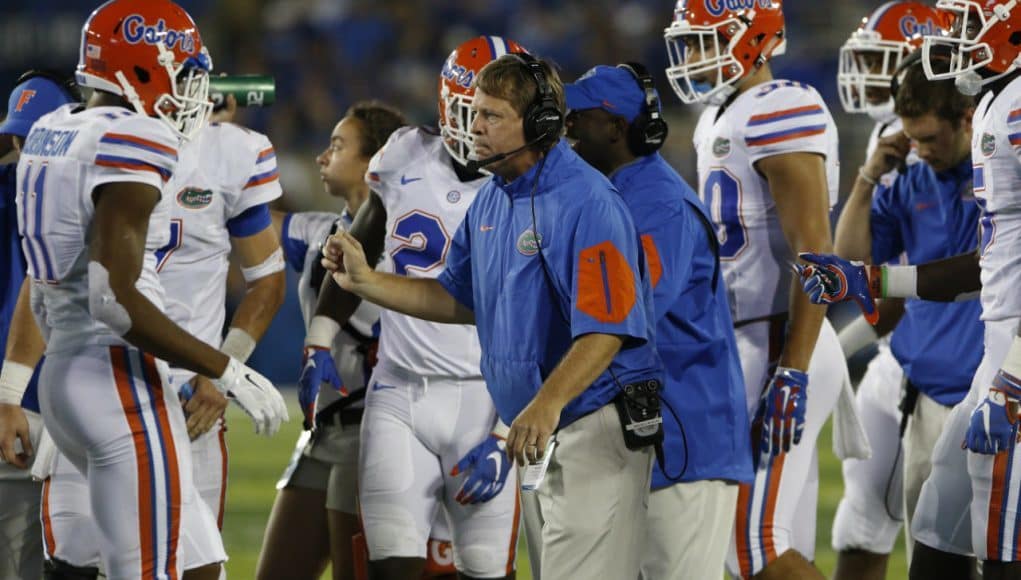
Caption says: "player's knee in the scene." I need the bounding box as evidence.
[363,513,424,560]
[43,558,99,580]
[454,544,504,579]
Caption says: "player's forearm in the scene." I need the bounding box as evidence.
[5,279,45,367]
[534,333,624,409]
[346,273,474,324]
[781,287,826,371]
[229,270,285,342]
[917,252,981,301]
[313,275,363,327]
[833,178,875,261]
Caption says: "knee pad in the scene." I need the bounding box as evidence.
[43,558,99,580]
[455,544,503,579]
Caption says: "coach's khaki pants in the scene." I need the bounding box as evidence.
[520,403,653,580]
[902,391,953,564]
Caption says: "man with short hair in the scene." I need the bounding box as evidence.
[564,62,753,580]
[322,53,663,579]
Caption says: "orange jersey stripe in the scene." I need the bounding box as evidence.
[761,453,787,563]
[746,127,826,147]
[101,133,177,157]
[41,477,57,557]
[95,159,170,181]
[141,353,181,579]
[748,105,823,124]
[111,346,157,579]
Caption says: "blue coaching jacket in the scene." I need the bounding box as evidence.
[1,163,40,412]
[871,157,983,406]
[611,153,752,488]
[437,140,663,428]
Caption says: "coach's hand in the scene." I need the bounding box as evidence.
[796,253,879,324]
[298,345,346,430]
[862,131,910,182]
[212,357,289,436]
[451,433,511,504]
[966,371,1021,454]
[755,367,808,459]
[507,393,562,467]
[0,403,32,469]
[183,376,228,441]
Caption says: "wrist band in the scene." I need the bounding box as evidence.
[221,327,257,363]
[0,360,33,406]
[306,315,341,348]
[492,420,510,439]
[879,265,918,299]
[858,166,879,187]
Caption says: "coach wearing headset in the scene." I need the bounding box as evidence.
[322,53,663,579]
[565,63,754,580]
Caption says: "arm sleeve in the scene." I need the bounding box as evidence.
[627,196,692,322]
[91,115,179,191]
[869,183,905,264]
[568,197,651,343]
[280,211,341,273]
[436,209,475,310]
[232,129,283,216]
[741,84,833,164]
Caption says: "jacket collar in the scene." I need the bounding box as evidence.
[493,139,571,199]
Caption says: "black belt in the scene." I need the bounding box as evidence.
[314,389,367,430]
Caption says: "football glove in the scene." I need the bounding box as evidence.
[451,433,511,505]
[965,371,1021,454]
[795,253,880,325]
[212,357,288,436]
[755,367,809,459]
[298,346,346,430]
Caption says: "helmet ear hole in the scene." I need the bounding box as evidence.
[1010,31,1021,45]
[134,66,151,84]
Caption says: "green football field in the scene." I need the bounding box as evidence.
[220,398,908,579]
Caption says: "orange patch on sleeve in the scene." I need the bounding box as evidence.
[576,241,637,324]
[640,234,662,288]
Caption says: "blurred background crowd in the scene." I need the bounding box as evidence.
[2,0,875,379]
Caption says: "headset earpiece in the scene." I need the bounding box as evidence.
[14,69,83,103]
[510,53,564,147]
[889,50,924,100]
[617,62,669,156]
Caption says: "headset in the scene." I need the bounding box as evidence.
[14,69,83,104]
[617,62,669,156]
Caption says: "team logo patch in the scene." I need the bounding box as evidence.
[516,229,543,256]
[176,187,214,209]
[982,133,996,157]
[446,190,462,203]
[712,137,731,158]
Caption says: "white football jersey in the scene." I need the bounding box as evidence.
[366,126,485,378]
[971,75,1021,322]
[158,122,282,385]
[16,105,176,353]
[693,80,840,323]
[281,210,382,409]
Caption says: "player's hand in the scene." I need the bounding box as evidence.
[451,433,511,504]
[182,376,228,441]
[212,357,289,436]
[507,393,562,467]
[209,93,238,124]
[298,346,346,430]
[795,253,880,324]
[322,231,372,287]
[861,131,911,182]
[754,367,809,459]
[965,371,1021,454]
[0,403,32,469]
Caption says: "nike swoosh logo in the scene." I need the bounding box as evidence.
[486,450,503,475]
[244,373,268,392]
[400,175,422,185]
[373,382,396,391]
[480,225,494,232]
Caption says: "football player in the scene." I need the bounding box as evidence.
[1,1,288,578]
[663,0,851,577]
[797,1,1021,578]
[36,89,289,579]
[830,5,957,579]
[0,70,80,580]
[298,37,523,580]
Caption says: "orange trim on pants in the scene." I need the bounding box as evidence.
[41,477,56,557]
[141,352,181,579]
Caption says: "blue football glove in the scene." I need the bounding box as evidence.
[298,346,345,430]
[965,371,1021,454]
[755,367,809,459]
[795,252,879,325]
[450,434,511,505]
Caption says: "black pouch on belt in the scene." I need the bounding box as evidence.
[613,379,664,450]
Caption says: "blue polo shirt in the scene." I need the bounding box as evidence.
[1,163,40,413]
[871,158,982,406]
[612,153,752,488]
[437,140,663,428]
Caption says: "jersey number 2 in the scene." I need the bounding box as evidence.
[702,168,747,259]
[390,211,450,275]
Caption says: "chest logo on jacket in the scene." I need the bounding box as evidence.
[517,228,543,257]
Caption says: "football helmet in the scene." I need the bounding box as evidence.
[838,2,952,121]
[664,0,787,106]
[439,35,526,167]
[76,0,213,140]
[921,0,1021,94]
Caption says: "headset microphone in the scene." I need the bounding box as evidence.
[465,133,547,173]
